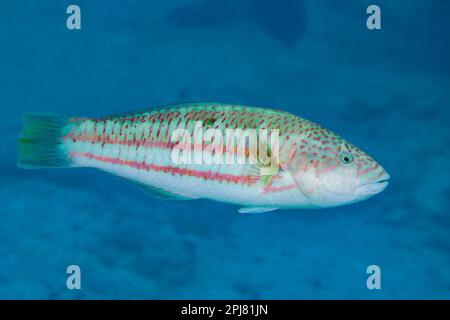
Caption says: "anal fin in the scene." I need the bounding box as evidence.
[130,180,198,201]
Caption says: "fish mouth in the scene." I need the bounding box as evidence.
[355,173,390,196]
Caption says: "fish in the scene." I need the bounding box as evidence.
[17,103,390,213]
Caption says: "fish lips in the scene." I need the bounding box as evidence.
[354,174,390,197]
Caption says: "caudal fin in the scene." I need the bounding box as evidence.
[18,113,72,169]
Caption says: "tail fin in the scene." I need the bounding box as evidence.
[18,113,71,169]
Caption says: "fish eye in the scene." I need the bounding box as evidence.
[339,151,354,164]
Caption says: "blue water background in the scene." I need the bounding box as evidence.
[0,0,449,299]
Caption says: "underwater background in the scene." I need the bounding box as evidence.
[0,0,449,299]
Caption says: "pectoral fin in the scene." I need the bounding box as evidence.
[238,207,278,214]
[243,154,281,188]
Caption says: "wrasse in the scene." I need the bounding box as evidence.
[17,103,389,213]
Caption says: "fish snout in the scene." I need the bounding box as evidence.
[354,168,390,196]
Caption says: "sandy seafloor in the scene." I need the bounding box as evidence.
[0,0,449,299]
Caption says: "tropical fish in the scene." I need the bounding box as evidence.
[17,103,389,213]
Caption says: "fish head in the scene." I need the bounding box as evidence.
[288,130,390,208]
